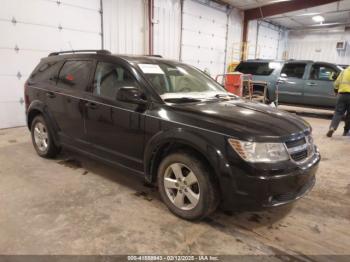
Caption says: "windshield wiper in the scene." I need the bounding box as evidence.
[164,97,201,103]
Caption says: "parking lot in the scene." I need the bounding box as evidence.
[1,108,349,257]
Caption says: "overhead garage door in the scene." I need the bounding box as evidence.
[0,0,101,129]
[102,0,146,55]
[181,0,228,78]
[257,22,280,59]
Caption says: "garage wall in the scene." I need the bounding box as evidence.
[103,0,147,55]
[287,28,350,65]
[153,0,181,60]
[0,0,102,129]
[0,0,245,129]
[226,8,244,63]
[246,20,258,59]
[247,20,287,60]
[180,0,229,77]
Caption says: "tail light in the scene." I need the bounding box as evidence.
[24,81,30,111]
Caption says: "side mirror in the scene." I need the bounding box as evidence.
[116,86,147,105]
[280,73,287,78]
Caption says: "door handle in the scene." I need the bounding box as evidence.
[85,102,98,109]
[307,82,317,86]
[46,92,56,98]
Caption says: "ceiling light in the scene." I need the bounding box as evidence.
[312,15,325,23]
[297,12,320,17]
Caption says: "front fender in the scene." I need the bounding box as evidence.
[144,127,232,185]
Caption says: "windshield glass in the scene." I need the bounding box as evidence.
[137,62,228,100]
[235,62,281,76]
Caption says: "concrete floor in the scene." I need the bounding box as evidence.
[0,109,349,257]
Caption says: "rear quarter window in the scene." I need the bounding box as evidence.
[29,60,63,84]
[235,62,276,76]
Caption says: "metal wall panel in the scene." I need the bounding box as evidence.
[257,22,280,59]
[0,0,101,129]
[226,8,243,63]
[247,20,286,60]
[246,20,258,59]
[181,0,228,77]
[287,30,350,64]
[153,0,181,60]
[103,0,146,55]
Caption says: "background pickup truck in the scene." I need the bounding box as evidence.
[235,60,344,108]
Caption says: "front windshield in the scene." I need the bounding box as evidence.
[137,62,228,100]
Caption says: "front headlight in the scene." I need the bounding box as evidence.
[228,139,289,163]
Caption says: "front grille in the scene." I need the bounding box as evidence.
[291,149,308,162]
[285,135,313,163]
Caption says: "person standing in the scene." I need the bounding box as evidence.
[327,66,350,137]
[344,111,350,136]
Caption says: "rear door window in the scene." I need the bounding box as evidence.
[280,63,306,79]
[57,60,93,91]
[235,62,276,76]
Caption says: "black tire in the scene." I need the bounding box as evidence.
[157,151,219,220]
[31,115,61,158]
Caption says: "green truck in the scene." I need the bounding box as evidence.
[236,60,344,108]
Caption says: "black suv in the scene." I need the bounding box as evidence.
[25,50,320,220]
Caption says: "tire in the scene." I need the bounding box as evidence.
[157,151,219,220]
[31,115,61,158]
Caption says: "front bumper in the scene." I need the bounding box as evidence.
[221,150,320,210]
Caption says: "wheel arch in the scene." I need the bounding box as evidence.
[27,100,60,146]
[144,128,227,188]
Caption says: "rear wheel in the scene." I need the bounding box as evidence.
[31,115,60,158]
[157,151,219,220]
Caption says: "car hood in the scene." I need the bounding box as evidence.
[166,98,311,142]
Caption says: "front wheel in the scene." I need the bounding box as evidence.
[157,151,219,220]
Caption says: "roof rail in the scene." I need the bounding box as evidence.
[49,49,111,56]
[145,55,162,58]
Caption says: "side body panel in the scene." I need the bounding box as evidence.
[277,62,308,104]
[303,62,338,108]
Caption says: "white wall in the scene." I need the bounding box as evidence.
[180,0,228,77]
[247,20,287,60]
[0,0,102,129]
[287,28,350,65]
[103,0,147,55]
[278,30,288,60]
[226,8,244,63]
[0,0,245,129]
[153,0,181,60]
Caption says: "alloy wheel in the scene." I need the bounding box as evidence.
[33,122,49,152]
[163,163,200,210]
